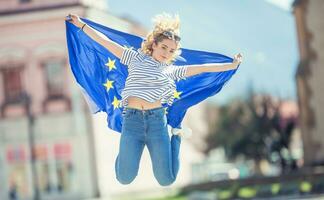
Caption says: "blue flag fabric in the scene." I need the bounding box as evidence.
[65,18,238,133]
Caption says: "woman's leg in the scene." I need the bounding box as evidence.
[146,111,181,186]
[115,110,145,184]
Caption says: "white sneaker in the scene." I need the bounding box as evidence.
[171,127,192,139]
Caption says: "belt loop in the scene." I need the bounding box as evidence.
[141,106,144,114]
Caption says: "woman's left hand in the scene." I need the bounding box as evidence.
[233,53,243,67]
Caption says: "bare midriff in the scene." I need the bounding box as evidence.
[126,96,162,110]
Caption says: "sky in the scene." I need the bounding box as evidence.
[106,0,298,105]
[266,0,295,11]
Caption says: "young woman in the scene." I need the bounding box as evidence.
[66,13,242,186]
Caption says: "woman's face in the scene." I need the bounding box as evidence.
[152,39,177,63]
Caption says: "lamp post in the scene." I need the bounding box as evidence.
[21,92,40,200]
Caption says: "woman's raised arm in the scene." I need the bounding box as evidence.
[185,53,243,77]
[66,14,124,59]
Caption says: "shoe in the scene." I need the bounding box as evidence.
[171,127,192,139]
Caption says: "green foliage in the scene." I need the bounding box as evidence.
[300,181,312,193]
[271,183,281,195]
[238,186,257,198]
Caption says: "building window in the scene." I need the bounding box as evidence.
[44,60,65,99]
[42,59,71,113]
[54,143,74,193]
[2,67,23,104]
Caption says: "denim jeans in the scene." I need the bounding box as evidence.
[115,107,181,186]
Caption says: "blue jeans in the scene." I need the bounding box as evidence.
[115,107,181,186]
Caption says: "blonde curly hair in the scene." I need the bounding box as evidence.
[141,13,181,64]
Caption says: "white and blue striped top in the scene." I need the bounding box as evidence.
[120,48,188,107]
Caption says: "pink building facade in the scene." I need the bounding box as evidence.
[0,1,101,199]
[0,1,209,199]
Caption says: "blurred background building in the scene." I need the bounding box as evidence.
[293,0,324,167]
[0,0,209,199]
[0,0,102,199]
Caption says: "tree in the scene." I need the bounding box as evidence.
[205,91,298,174]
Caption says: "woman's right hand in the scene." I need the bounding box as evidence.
[65,13,124,59]
[66,14,84,28]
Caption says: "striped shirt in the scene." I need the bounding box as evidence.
[120,48,188,107]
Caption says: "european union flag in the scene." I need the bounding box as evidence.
[65,18,238,133]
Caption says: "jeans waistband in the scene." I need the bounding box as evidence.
[124,106,164,115]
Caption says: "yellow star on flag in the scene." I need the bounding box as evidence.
[174,90,182,99]
[105,58,116,71]
[103,79,114,92]
[111,96,121,110]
